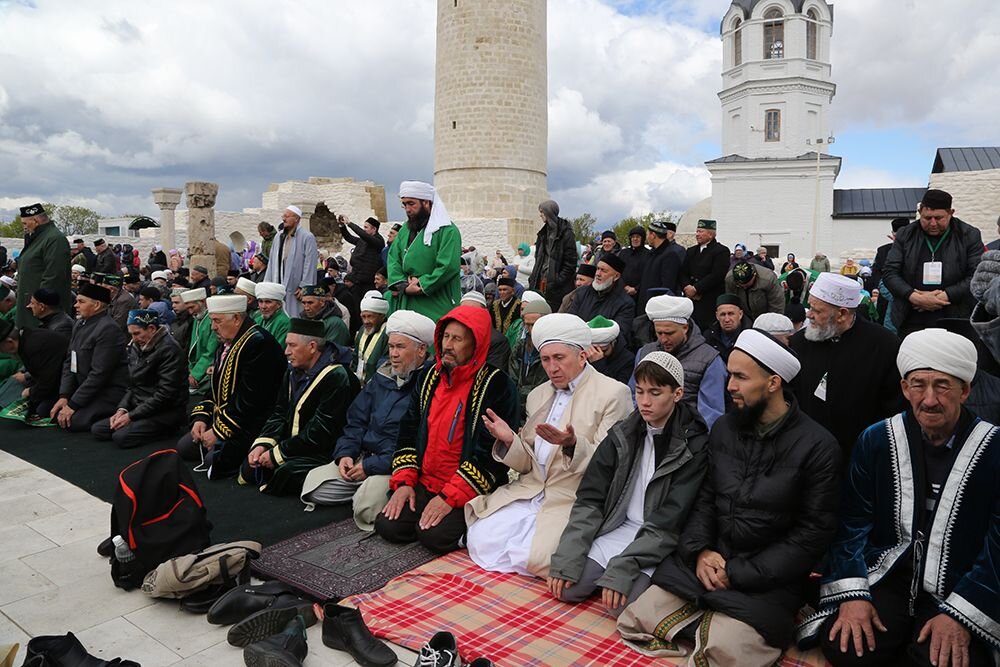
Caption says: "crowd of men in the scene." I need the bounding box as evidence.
[2,185,999,667]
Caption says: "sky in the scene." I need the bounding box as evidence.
[1,0,998,227]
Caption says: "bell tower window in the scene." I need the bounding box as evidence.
[763,8,784,59]
[765,109,781,142]
[806,9,818,60]
[733,18,743,66]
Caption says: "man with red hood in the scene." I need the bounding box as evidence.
[375,305,518,553]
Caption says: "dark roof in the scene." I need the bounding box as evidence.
[706,151,841,164]
[832,188,925,219]
[932,147,1000,174]
[727,0,833,24]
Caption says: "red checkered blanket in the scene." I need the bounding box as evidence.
[344,550,831,667]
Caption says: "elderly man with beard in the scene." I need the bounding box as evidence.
[529,200,579,312]
[491,277,522,348]
[509,297,552,421]
[14,203,71,330]
[790,273,902,457]
[301,310,437,530]
[253,281,290,348]
[386,181,462,322]
[104,274,136,332]
[618,330,840,665]
[568,253,635,350]
[262,205,317,318]
[352,290,389,384]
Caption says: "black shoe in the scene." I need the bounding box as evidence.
[243,615,307,667]
[467,660,494,667]
[22,632,140,667]
[321,602,397,667]
[416,632,460,667]
[227,603,317,648]
[96,537,113,558]
[208,581,300,625]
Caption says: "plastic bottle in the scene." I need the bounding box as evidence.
[112,535,135,563]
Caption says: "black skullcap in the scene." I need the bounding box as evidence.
[253,253,269,264]
[94,238,106,246]
[391,223,402,232]
[103,274,123,288]
[79,283,111,304]
[227,269,240,278]
[33,287,60,306]
[301,285,329,298]
[497,277,517,288]
[628,226,646,240]
[139,286,162,300]
[123,273,140,284]
[784,302,806,325]
[288,317,325,338]
[73,238,84,244]
[598,253,625,274]
[192,265,209,275]
[19,203,44,217]
[601,230,617,241]
[891,217,911,232]
[920,189,953,210]
[716,294,742,308]
[365,217,381,230]
[577,264,597,278]
[731,261,755,286]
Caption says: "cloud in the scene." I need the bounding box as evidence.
[100,17,141,43]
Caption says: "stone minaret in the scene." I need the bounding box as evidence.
[434,0,548,247]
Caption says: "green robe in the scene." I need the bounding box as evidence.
[310,304,349,347]
[256,309,291,348]
[386,222,462,322]
[188,311,219,394]
[351,324,388,385]
[15,221,72,329]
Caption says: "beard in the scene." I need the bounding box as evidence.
[804,319,839,342]
[731,396,768,430]
[592,277,613,292]
[406,207,430,232]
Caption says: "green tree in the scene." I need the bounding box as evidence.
[51,204,101,236]
[612,211,674,245]
[0,217,24,237]
[571,213,598,246]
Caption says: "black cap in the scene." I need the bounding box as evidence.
[19,203,44,217]
[497,277,517,288]
[123,273,140,284]
[253,253,269,264]
[192,265,209,275]
[601,230,617,241]
[94,238,106,246]
[731,261,756,286]
[79,283,111,304]
[288,317,325,338]
[628,226,646,239]
[577,264,597,278]
[716,294,742,308]
[227,269,240,277]
[598,253,625,274]
[390,223,402,232]
[301,285,329,298]
[890,217,911,232]
[139,286,162,300]
[920,189,953,210]
[73,238,84,244]
[103,274,123,288]
[33,287,60,306]
[365,217,381,230]
[784,302,806,325]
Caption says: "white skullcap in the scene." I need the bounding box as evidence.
[587,316,620,345]
[521,290,546,304]
[235,277,256,297]
[153,244,163,252]
[0,276,15,288]
[897,329,977,384]
[810,273,862,309]
[71,265,83,274]
[753,312,795,336]
[646,295,694,324]
[399,180,451,247]
[733,329,801,383]
[255,282,285,301]
[386,310,436,346]
[151,270,169,281]
[636,350,684,388]
[285,205,302,217]
[180,288,207,303]
[531,313,592,351]
[460,291,487,308]
[205,294,247,314]
[360,290,389,315]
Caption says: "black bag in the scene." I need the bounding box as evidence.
[109,448,212,590]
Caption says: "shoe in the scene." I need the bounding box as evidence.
[208,581,300,625]
[466,660,494,667]
[321,603,396,667]
[227,604,317,648]
[22,633,140,667]
[416,632,460,667]
[243,615,307,667]
[183,563,252,615]
[96,537,113,558]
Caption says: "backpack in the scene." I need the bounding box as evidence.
[109,449,212,590]
[141,541,261,599]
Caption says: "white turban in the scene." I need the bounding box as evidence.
[753,312,794,336]
[151,270,169,281]
[386,310,436,346]
[399,180,451,246]
[460,291,487,308]
[587,316,620,345]
[646,295,694,324]
[521,290,546,304]
[531,313,592,351]
[180,288,207,304]
[206,294,247,314]
[897,329,977,384]
[153,244,163,252]
[71,265,83,274]
[360,290,389,315]
[285,205,302,217]
[734,328,801,382]
[235,277,256,297]
[255,282,285,301]
[637,350,684,388]
[811,273,862,309]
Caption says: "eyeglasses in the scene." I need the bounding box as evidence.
[905,379,959,396]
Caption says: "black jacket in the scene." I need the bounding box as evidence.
[39,310,75,337]
[638,240,684,310]
[702,315,752,361]
[681,239,731,329]
[59,312,129,410]
[120,326,188,420]
[20,328,70,414]
[567,281,635,350]
[341,222,385,286]
[529,218,578,305]
[94,248,118,274]
[619,245,650,294]
[591,342,634,384]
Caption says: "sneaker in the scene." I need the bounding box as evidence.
[417,632,460,667]
[467,659,494,667]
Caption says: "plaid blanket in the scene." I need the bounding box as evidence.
[345,550,831,667]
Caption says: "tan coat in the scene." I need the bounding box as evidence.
[465,365,634,577]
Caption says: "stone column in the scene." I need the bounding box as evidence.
[292,202,317,233]
[151,187,182,251]
[185,182,219,276]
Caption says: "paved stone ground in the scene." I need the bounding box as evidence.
[0,449,419,667]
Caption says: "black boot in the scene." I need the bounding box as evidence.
[21,633,139,667]
[227,603,317,648]
[243,615,308,667]
[321,602,396,667]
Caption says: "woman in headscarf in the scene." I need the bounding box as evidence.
[514,242,535,285]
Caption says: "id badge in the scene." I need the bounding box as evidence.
[923,261,943,286]
[70,351,78,374]
[814,373,828,402]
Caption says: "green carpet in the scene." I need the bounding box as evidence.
[0,419,350,546]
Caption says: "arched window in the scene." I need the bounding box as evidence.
[765,109,781,142]
[763,8,784,59]
[806,9,818,60]
[733,18,743,66]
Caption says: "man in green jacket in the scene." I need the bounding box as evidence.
[387,181,462,322]
[253,281,291,347]
[14,203,72,329]
[182,287,218,396]
[300,285,350,347]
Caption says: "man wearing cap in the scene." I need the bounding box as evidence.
[234,276,258,315]
[790,273,902,456]
[189,265,211,290]
[509,298,552,421]
[680,219,731,330]
[90,309,187,448]
[352,290,390,385]
[338,215,385,300]
[638,219,684,311]
[460,290,512,371]
[14,203,71,330]
[884,189,984,337]
[71,238,96,271]
[179,294,287,479]
[529,200,579,312]
[93,239,118,275]
[262,206,318,318]
[491,278,523,347]
[636,295,727,428]
[138,285,175,326]
[559,264,596,313]
[592,230,621,267]
[703,294,752,362]
[619,226,650,301]
[586,316,634,384]
[28,288,74,336]
[302,310,436,530]
[0,284,15,322]
[105,274,136,332]
[468,313,634,579]
[620,330,840,665]
[808,329,1000,667]
[182,288,218,396]
[300,285,350,347]
[50,284,129,431]
[0,318,19,381]
[568,253,635,349]
[725,260,784,321]
[246,253,268,284]
[238,318,360,495]
[253,281,291,348]
[379,223,401,269]
[387,181,463,322]
[375,305,518,553]
[753,312,795,345]
[169,289,193,352]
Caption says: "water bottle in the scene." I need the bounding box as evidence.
[112,535,135,564]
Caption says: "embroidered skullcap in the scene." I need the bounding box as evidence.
[79,283,111,304]
[151,270,169,281]
[636,350,684,388]
[285,205,302,217]
[19,203,44,217]
[288,317,325,338]
[235,277,256,297]
[733,328,801,383]
[531,313,592,351]
[753,312,795,336]
[386,310,436,346]
[810,273,862,309]
[180,288,207,304]
[521,290,546,305]
[587,316,620,345]
[598,253,625,274]
[646,295,693,324]
[360,290,389,315]
[206,294,247,314]
[127,309,159,327]
[103,274,123,288]
[522,299,552,316]
[897,328,977,384]
[399,180,452,247]
[731,261,755,286]
[697,219,717,230]
[460,291,487,308]
[300,285,329,299]
[255,282,284,301]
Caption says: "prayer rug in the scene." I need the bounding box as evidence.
[344,550,832,667]
[251,519,438,601]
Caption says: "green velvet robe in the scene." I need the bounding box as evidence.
[386,222,462,322]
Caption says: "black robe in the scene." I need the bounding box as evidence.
[680,239,731,331]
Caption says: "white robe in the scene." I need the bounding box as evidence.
[263,225,318,318]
